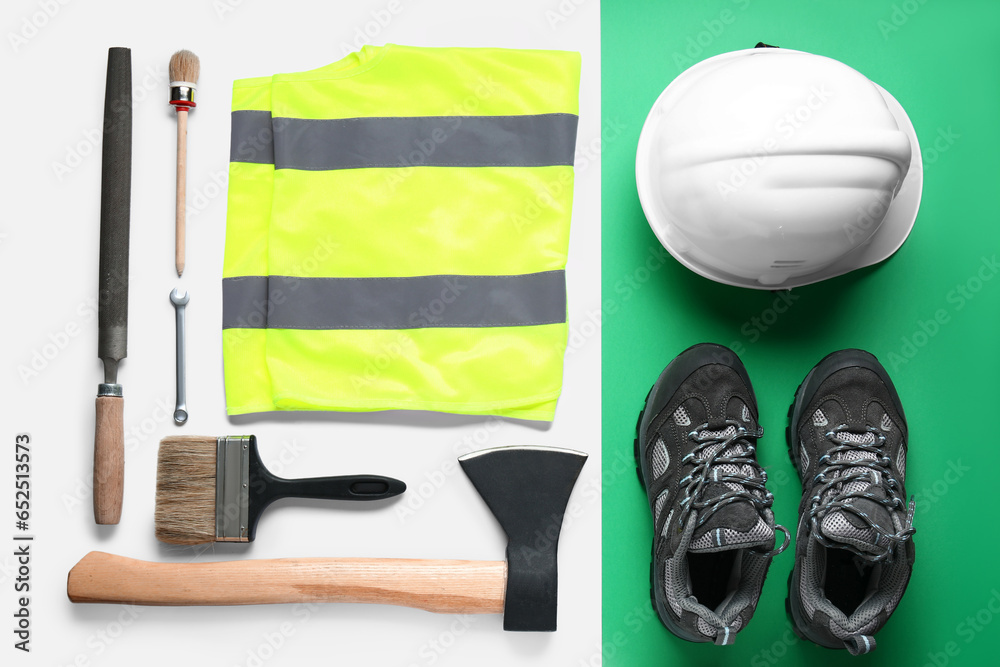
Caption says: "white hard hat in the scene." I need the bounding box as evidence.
[636,47,922,289]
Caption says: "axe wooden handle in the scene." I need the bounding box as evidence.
[68,552,506,614]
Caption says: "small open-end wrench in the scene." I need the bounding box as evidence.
[169,288,189,424]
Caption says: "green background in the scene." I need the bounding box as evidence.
[601,1,1000,665]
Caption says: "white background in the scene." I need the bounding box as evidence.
[2,0,601,665]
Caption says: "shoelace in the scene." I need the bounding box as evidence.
[809,424,915,562]
[678,419,790,555]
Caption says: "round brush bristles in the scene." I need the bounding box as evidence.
[168,49,200,86]
[155,436,217,544]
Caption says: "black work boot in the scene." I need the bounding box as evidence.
[636,343,789,646]
[786,349,915,656]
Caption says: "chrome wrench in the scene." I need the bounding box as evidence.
[169,288,189,424]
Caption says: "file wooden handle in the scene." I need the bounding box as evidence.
[93,397,124,525]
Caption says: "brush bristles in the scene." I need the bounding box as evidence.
[169,49,200,84]
[155,436,217,544]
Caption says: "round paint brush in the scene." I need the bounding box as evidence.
[168,49,200,277]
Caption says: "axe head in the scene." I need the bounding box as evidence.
[459,445,587,632]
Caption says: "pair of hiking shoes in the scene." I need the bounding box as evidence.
[635,344,915,655]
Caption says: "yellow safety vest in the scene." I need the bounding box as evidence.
[222,45,580,421]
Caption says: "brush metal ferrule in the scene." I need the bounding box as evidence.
[170,83,196,108]
[215,436,250,542]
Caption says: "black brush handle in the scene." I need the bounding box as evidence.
[248,473,405,541]
[265,474,406,503]
[244,438,406,541]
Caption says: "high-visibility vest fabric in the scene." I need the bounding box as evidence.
[222,45,581,421]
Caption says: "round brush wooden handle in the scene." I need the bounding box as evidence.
[93,397,124,525]
[175,108,187,276]
[69,552,506,614]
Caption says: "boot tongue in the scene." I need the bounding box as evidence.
[818,430,894,557]
[689,511,774,553]
[687,422,773,553]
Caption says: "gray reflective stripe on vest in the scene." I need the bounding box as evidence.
[229,112,579,169]
[230,110,275,164]
[222,271,566,330]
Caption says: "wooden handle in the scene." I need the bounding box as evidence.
[93,396,124,524]
[68,552,506,614]
[175,108,187,276]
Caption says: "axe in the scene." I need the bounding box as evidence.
[68,445,587,631]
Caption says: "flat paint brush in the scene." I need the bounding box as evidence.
[168,49,199,276]
[155,435,406,544]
